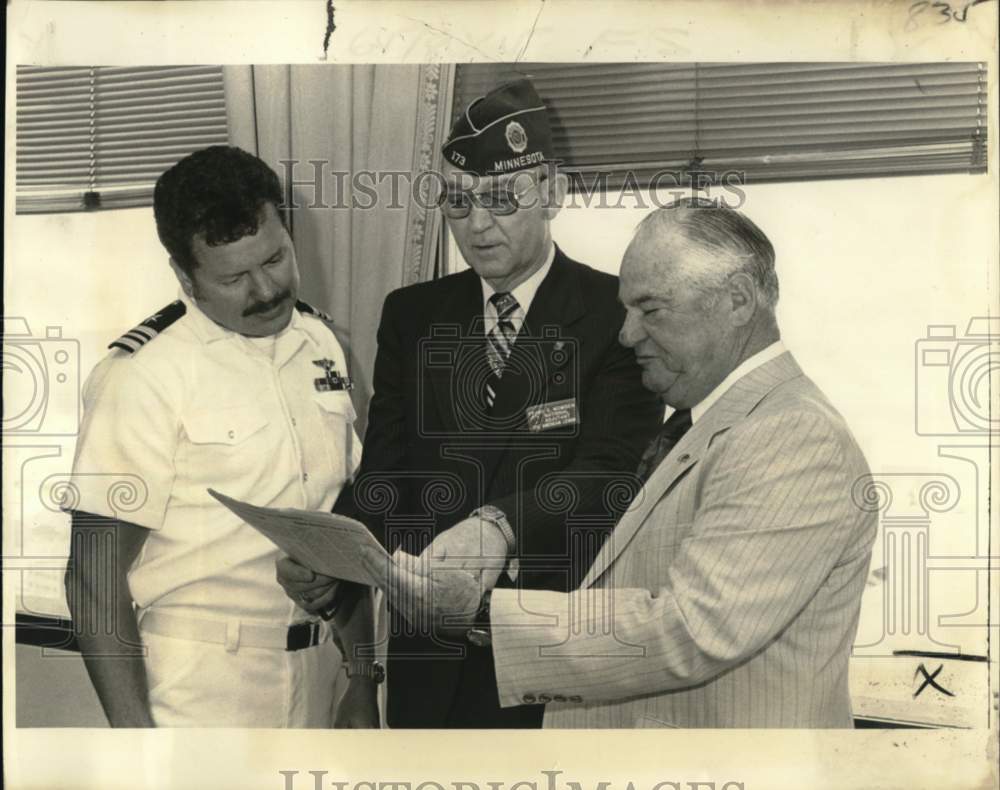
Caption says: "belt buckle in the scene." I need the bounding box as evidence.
[309,621,319,648]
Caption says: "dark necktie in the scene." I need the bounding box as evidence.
[485,291,519,408]
[635,408,693,482]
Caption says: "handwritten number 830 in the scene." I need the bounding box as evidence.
[906,0,988,31]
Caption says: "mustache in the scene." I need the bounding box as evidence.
[243,290,292,317]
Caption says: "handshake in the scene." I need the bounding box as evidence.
[276,512,512,634]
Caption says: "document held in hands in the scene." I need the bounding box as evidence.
[208,489,389,586]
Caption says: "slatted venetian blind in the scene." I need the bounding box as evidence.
[453,63,988,189]
[16,66,230,213]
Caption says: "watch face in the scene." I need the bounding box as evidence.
[467,628,491,648]
[372,662,386,684]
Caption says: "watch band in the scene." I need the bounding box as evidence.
[466,590,493,648]
[472,505,515,554]
[344,659,385,684]
[317,580,350,621]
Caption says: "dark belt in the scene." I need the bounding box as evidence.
[286,621,323,651]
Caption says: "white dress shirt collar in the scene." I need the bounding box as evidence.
[690,340,787,424]
[178,288,308,363]
[480,242,555,319]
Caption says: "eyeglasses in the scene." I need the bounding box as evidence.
[441,177,544,219]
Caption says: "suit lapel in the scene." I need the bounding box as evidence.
[426,269,487,436]
[579,421,705,589]
[581,352,804,588]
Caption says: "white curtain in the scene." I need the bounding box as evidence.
[223,64,454,434]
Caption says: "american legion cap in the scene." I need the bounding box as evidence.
[442,78,555,177]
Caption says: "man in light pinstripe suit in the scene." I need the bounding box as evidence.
[364,198,877,728]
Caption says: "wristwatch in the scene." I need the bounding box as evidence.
[344,659,385,684]
[317,580,353,621]
[472,505,515,554]
[466,590,493,648]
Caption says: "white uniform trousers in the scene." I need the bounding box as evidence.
[141,624,345,728]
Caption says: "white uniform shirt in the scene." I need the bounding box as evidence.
[69,293,362,625]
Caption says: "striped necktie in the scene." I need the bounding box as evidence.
[485,291,520,408]
[635,408,693,482]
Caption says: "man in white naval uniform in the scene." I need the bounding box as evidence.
[64,146,373,727]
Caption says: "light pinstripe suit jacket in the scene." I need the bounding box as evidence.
[490,352,877,728]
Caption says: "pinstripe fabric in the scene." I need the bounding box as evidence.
[490,353,877,728]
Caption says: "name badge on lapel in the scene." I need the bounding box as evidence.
[526,398,578,432]
[313,359,353,392]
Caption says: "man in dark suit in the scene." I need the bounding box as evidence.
[278,79,663,728]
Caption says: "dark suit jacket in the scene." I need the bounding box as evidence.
[335,247,663,727]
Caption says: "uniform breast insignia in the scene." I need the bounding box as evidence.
[313,359,353,391]
[108,300,187,354]
[295,300,334,323]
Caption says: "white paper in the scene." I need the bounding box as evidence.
[208,488,387,586]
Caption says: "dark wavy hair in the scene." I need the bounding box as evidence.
[153,146,284,275]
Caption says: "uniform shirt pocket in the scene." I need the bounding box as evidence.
[177,405,274,497]
[183,405,269,446]
[312,391,360,481]
[313,391,357,423]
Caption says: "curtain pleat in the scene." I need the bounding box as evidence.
[233,64,453,439]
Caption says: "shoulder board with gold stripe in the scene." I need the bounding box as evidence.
[108,300,187,354]
[295,300,334,323]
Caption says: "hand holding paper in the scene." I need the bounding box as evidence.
[359,546,484,634]
[208,488,389,586]
[275,556,339,617]
[416,516,510,596]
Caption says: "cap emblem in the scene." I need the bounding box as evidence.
[505,121,528,153]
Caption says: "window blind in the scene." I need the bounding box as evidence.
[16,66,230,213]
[452,63,988,189]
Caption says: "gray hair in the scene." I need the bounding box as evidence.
[636,197,779,308]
